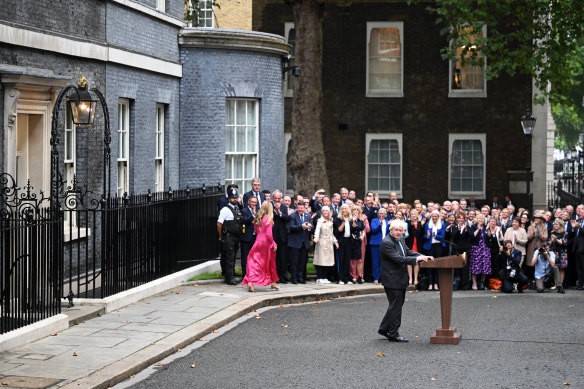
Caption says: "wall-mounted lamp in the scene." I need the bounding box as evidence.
[282,56,301,79]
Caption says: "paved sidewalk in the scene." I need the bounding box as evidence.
[0,281,382,389]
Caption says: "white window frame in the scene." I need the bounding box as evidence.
[283,132,294,196]
[225,99,259,191]
[365,133,403,198]
[448,25,487,98]
[284,22,295,98]
[197,0,214,27]
[117,99,130,198]
[64,104,76,226]
[155,104,165,193]
[366,21,404,98]
[156,0,165,12]
[448,133,486,199]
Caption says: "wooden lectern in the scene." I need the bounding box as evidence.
[419,254,465,344]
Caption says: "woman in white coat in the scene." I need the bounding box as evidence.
[313,206,338,284]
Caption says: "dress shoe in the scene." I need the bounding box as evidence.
[291,280,298,285]
[298,279,306,284]
[576,285,584,290]
[226,279,238,285]
[388,336,409,343]
[377,329,391,339]
[558,286,565,294]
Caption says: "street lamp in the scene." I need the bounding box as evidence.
[50,75,112,211]
[520,107,536,213]
[68,75,97,125]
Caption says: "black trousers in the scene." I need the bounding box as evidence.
[240,237,255,279]
[337,239,352,283]
[289,246,307,282]
[221,235,239,282]
[576,252,584,287]
[379,287,406,338]
[274,240,288,281]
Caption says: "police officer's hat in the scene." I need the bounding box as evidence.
[228,188,239,199]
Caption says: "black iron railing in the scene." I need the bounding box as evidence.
[1,174,63,334]
[547,180,583,210]
[1,170,223,334]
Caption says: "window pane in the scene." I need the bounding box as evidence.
[379,165,390,177]
[65,130,73,161]
[226,100,235,124]
[236,126,246,152]
[247,101,256,125]
[369,26,401,91]
[369,165,378,177]
[246,126,256,152]
[245,155,256,178]
[225,156,233,179]
[226,127,235,152]
[390,178,400,191]
[236,100,246,125]
[234,155,243,178]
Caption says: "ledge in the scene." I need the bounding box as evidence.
[179,28,291,57]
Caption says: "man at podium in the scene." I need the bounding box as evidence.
[378,220,433,342]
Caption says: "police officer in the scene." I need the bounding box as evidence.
[217,187,244,285]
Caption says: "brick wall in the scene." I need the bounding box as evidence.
[214,0,252,30]
[106,64,181,195]
[0,0,106,42]
[254,0,532,202]
[179,47,285,193]
[106,2,181,62]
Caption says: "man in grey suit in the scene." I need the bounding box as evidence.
[378,219,433,342]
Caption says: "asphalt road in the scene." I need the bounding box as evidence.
[117,289,584,389]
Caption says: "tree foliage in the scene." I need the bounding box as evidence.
[184,0,219,27]
[427,0,584,142]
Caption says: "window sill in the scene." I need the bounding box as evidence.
[448,192,485,200]
[366,91,404,98]
[448,91,487,98]
[64,226,91,243]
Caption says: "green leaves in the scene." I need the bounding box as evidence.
[422,0,584,144]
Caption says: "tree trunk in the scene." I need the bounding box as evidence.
[288,0,329,196]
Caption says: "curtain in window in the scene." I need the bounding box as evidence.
[369,27,401,91]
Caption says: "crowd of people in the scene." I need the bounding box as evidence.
[216,178,584,294]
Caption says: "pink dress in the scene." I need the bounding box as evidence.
[242,215,279,286]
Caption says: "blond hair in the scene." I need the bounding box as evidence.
[254,201,274,226]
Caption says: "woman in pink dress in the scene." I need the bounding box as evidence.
[242,201,279,293]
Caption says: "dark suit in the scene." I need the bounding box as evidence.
[240,206,256,278]
[272,203,289,281]
[569,220,584,288]
[378,233,421,338]
[242,190,265,211]
[445,223,472,290]
[287,212,312,282]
